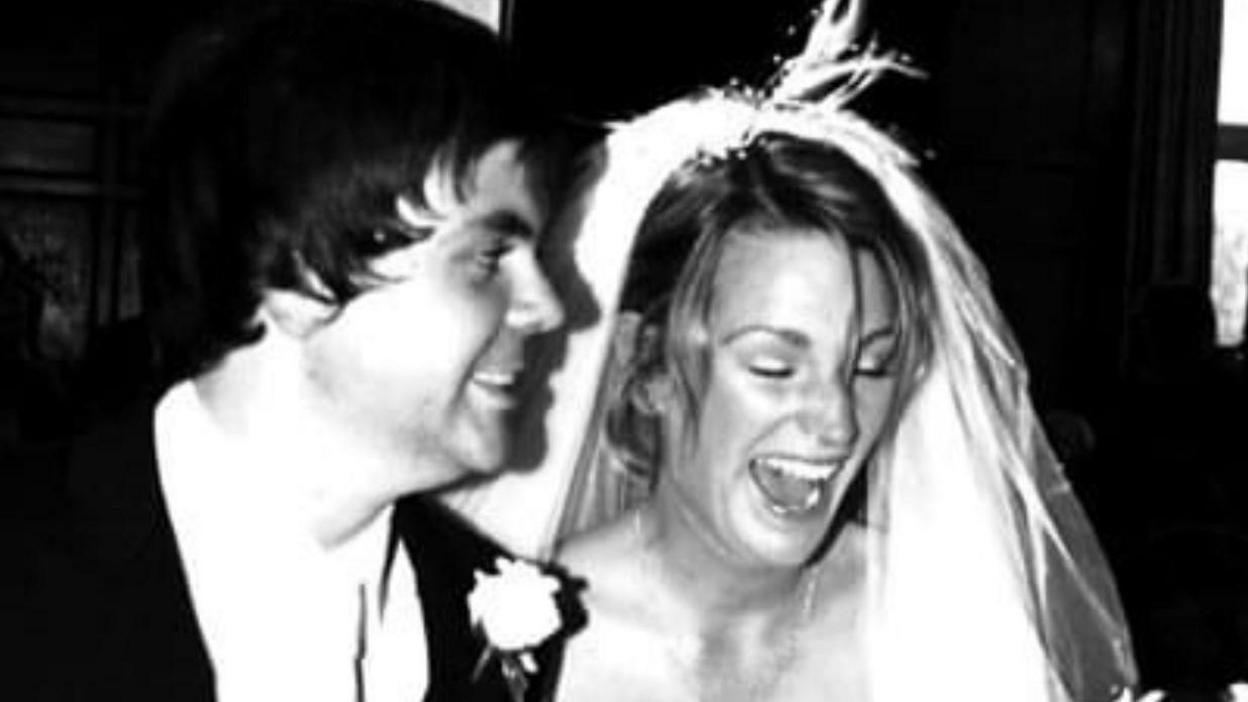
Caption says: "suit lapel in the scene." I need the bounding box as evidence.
[393,495,512,701]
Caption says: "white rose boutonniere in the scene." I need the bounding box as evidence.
[468,556,563,701]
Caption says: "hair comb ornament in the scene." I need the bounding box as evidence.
[676,0,927,171]
[769,0,924,103]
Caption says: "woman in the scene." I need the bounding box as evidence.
[554,130,926,702]
[541,19,1137,702]
[548,112,1138,702]
[445,2,1139,700]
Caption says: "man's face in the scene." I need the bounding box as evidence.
[298,140,565,493]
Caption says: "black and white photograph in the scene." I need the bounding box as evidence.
[3,1,1245,700]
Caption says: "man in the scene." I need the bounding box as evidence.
[10,1,571,699]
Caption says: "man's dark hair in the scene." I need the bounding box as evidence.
[142,0,569,382]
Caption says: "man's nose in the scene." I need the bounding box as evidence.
[507,257,565,335]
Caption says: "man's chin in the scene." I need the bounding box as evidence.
[451,432,512,479]
[412,416,514,491]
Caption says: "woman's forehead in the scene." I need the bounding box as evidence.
[708,228,896,329]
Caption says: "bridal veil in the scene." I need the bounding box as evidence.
[443,1,1139,699]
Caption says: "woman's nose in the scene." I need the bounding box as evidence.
[507,255,565,335]
[798,378,858,449]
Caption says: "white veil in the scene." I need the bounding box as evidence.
[443,1,1139,699]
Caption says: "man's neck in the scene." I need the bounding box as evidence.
[190,348,397,549]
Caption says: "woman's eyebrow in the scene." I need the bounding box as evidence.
[721,324,810,348]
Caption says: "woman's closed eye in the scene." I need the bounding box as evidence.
[724,329,802,379]
[747,356,795,379]
[854,335,899,378]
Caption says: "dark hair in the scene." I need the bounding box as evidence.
[142,0,571,381]
[607,131,936,482]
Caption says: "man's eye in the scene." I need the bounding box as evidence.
[475,241,512,275]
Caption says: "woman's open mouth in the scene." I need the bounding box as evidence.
[748,455,841,517]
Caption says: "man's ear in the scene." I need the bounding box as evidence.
[258,255,340,339]
[258,288,334,339]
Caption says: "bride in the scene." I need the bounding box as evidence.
[553,129,917,701]
[445,1,1140,699]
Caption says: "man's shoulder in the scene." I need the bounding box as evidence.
[7,396,160,529]
[5,395,214,702]
[8,392,172,573]
[393,494,509,574]
[391,495,522,700]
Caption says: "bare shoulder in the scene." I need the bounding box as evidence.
[555,510,640,589]
[555,511,656,639]
[551,511,677,701]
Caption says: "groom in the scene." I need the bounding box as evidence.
[9,1,572,699]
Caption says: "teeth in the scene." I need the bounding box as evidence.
[748,456,838,515]
[753,456,838,482]
[473,370,517,388]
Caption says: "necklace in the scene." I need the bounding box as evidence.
[631,508,821,700]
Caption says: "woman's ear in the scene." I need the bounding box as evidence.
[612,310,645,363]
[613,310,676,412]
[643,372,678,412]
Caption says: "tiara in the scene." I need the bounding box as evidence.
[682,0,926,170]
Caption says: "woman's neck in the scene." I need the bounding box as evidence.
[627,497,825,701]
[634,497,820,630]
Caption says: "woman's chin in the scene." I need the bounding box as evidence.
[733,478,840,567]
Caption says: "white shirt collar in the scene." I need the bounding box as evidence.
[155,380,427,701]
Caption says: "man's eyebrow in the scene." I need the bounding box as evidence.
[477,209,538,240]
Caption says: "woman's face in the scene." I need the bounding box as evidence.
[662,228,901,568]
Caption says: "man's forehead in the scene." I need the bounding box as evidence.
[418,140,547,234]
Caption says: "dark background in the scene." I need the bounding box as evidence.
[2,0,1244,694]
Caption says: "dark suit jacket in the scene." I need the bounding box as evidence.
[6,397,538,701]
